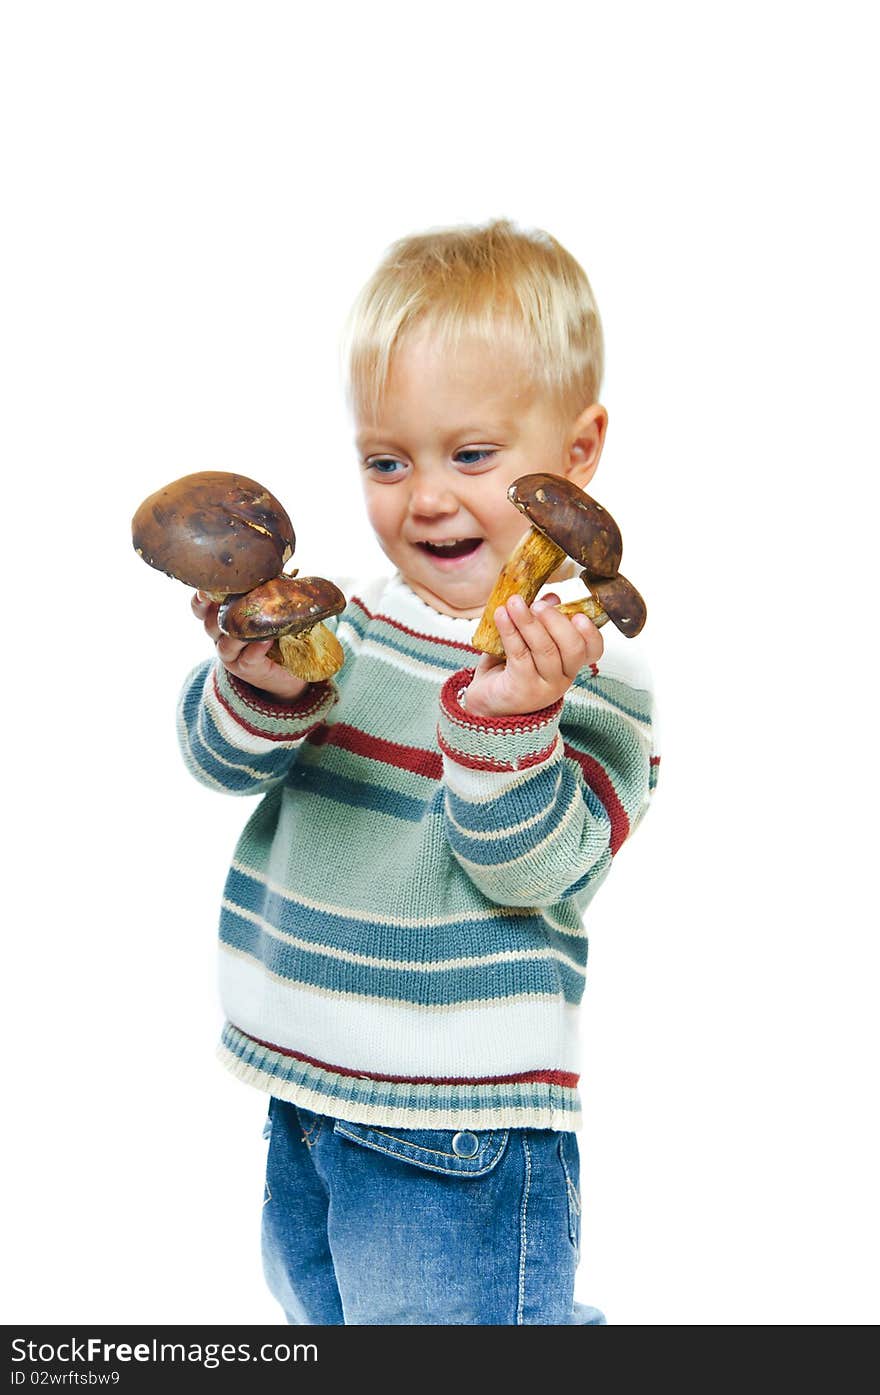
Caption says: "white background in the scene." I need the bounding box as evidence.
[2,0,877,1326]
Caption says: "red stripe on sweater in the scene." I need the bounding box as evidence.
[436,730,560,773]
[350,594,480,653]
[563,742,630,854]
[308,722,443,780]
[238,1027,579,1089]
[213,670,332,741]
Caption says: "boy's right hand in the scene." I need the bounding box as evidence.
[191,591,311,702]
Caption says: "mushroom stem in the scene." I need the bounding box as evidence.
[556,597,610,628]
[472,528,567,655]
[269,623,344,682]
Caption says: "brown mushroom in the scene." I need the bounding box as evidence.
[472,473,629,654]
[131,470,295,601]
[219,575,346,682]
[556,571,647,639]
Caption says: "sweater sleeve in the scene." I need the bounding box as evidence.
[436,662,657,909]
[176,658,339,795]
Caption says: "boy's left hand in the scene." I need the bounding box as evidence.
[464,593,603,719]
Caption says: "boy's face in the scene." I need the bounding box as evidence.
[355,325,607,618]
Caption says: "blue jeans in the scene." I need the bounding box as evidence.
[261,1096,606,1325]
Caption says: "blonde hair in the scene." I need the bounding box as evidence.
[343,218,604,423]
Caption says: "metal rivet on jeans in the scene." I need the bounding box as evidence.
[452,1130,479,1158]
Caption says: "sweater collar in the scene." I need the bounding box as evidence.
[383,572,484,645]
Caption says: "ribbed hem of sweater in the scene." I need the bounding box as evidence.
[217,1022,582,1132]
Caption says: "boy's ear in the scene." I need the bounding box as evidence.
[563,403,608,491]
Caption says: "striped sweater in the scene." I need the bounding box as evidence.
[177,571,658,1131]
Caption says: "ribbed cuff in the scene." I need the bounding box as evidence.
[437,667,563,773]
[210,662,338,743]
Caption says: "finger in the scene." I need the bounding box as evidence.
[569,611,604,664]
[495,603,532,666]
[535,604,596,678]
[533,592,561,610]
[215,633,251,666]
[504,594,562,682]
[222,642,310,701]
[193,589,222,612]
[229,640,276,682]
[204,608,222,642]
[192,591,222,641]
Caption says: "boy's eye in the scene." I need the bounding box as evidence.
[454,449,496,466]
[364,449,496,475]
[365,457,405,476]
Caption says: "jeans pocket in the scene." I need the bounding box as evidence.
[558,1133,581,1256]
[333,1120,509,1177]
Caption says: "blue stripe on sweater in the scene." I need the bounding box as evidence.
[367,631,470,669]
[445,766,608,837]
[220,907,585,1004]
[179,670,294,790]
[561,849,613,900]
[224,865,588,968]
[196,701,298,775]
[339,601,369,639]
[570,673,652,725]
[445,777,609,870]
[284,762,435,820]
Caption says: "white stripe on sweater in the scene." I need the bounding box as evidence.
[219,949,581,1075]
[335,618,363,655]
[357,636,455,682]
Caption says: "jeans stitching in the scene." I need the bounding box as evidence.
[517,1134,531,1326]
[300,1116,325,1148]
[558,1139,581,1216]
[360,1127,482,1161]
[333,1123,507,1175]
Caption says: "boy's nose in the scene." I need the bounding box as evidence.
[406,476,459,518]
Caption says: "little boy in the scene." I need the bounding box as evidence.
[178,219,657,1325]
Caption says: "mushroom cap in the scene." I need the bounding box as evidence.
[508,473,622,579]
[132,470,295,594]
[581,570,647,638]
[218,575,346,640]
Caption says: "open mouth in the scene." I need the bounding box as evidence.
[417,538,483,559]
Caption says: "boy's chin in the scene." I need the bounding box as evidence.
[401,573,489,621]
